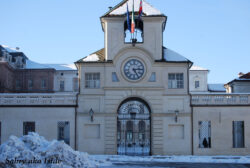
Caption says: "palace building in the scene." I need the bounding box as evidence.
[0,0,250,156]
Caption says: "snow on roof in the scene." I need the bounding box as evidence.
[208,84,226,92]
[163,48,190,62]
[190,65,208,71]
[82,54,100,62]
[77,48,105,63]
[1,45,19,53]
[45,64,77,70]
[26,60,51,69]
[104,0,163,17]
[26,60,76,70]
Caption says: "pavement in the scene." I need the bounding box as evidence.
[100,162,250,168]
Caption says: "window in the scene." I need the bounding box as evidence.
[199,121,211,148]
[85,73,100,88]
[168,73,184,89]
[58,121,70,145]
[23,122,35,135]
[112,72,119,82]
[16,79,21,90]
[195,81,200,88]
[41,79,47,88]
[73,78,78,92]
[233,121,244,148]
[60,80,65,91]
[28,79,33,89]
[148,72,156,82]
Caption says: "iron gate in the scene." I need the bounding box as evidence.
[117,99,150,156]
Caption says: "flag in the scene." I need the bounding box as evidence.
[131,0,135,33]
[126,3,131,32]
[138,0,143,20]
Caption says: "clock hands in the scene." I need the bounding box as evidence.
[132,68,143,77]
[132,68,138,77]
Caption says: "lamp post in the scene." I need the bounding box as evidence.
[89,108,94,122]
[175,110,179,123]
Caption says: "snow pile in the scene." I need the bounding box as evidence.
[0,133,109,168]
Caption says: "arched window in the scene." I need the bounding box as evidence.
[124,19,143,43]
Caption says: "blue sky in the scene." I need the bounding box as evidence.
[0,0,249,83]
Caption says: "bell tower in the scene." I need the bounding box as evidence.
[100,0,167,61]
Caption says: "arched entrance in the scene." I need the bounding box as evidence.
[117,98,151,156]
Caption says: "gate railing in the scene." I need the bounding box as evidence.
[191,93,250,106]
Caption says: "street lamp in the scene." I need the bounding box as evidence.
[89,108,94,122]
[175,110,179,123]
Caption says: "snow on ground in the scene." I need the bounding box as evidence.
[91,155,250,164]
[0,133,110,168]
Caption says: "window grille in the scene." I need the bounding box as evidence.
[85,73,100,88]
[23,122,35,135]
[233,121,244,148]
[199,121,211,148]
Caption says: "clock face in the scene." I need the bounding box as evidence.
[123,59,145,81]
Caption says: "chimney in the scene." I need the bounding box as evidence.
[238,72,244,78]
[16,47,20,51]
[108,6,112,10]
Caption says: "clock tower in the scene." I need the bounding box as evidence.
[100,0,167,61]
